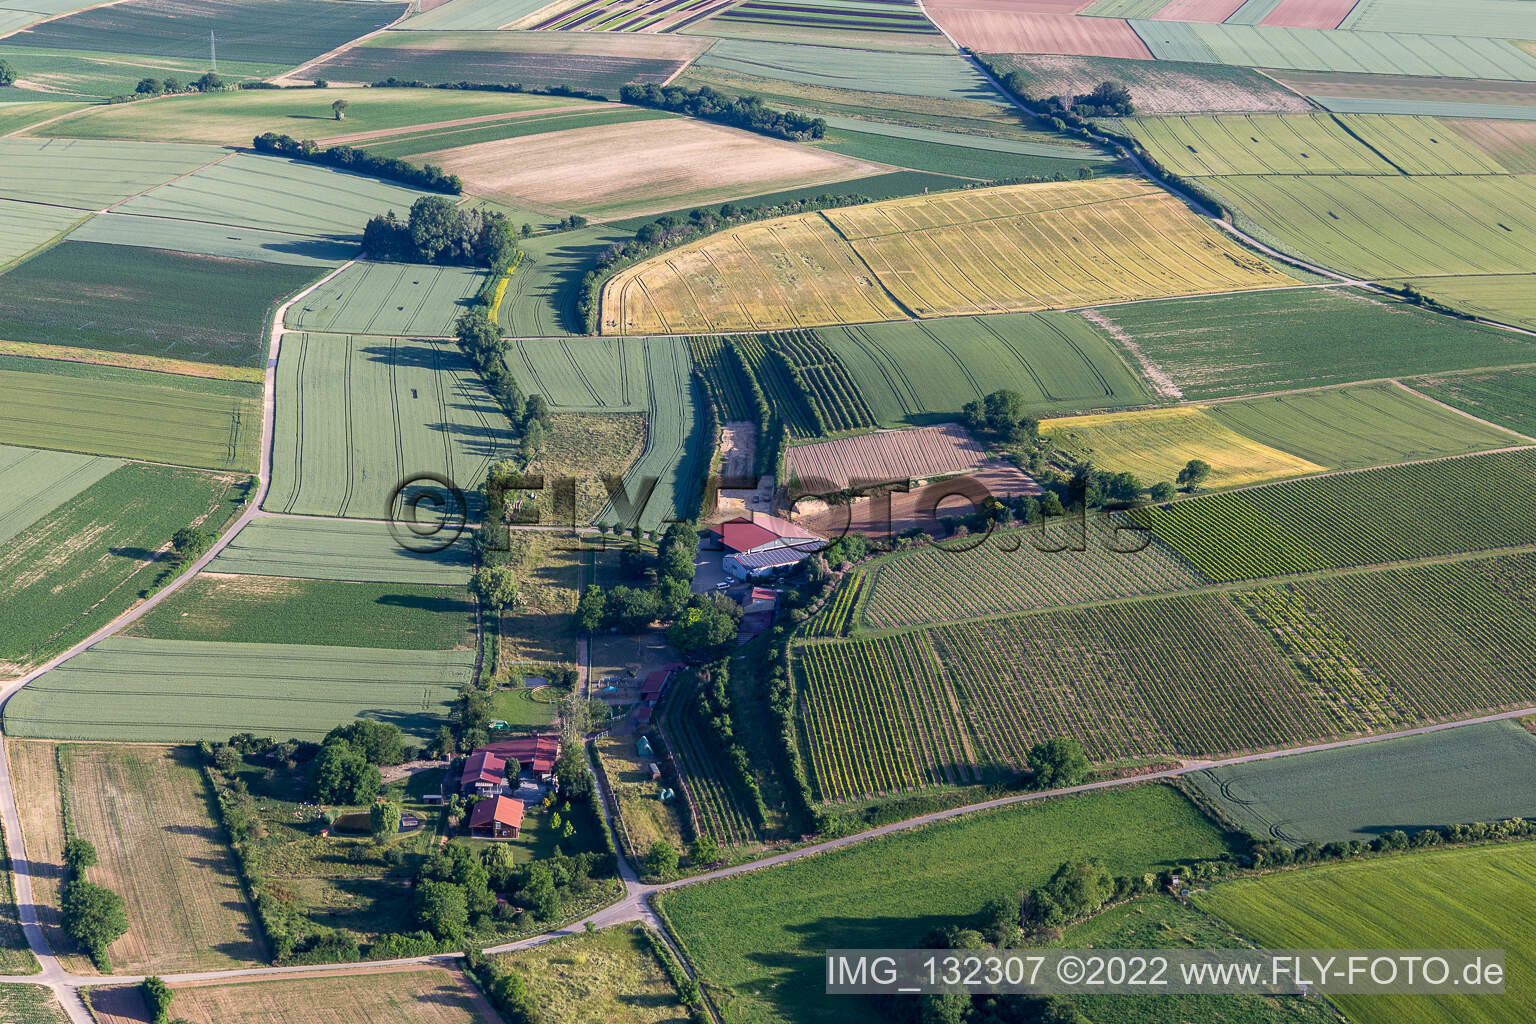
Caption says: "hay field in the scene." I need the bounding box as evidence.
[268,333,514,520]
[285,262,485,337]
[0,444,121,545]
[4,638,472,740]
[492,926,688,1024]
[1042,405,1325,488]
[36,88,586,145]
[692,37,1003,102]
[0,464,236,675]
[603,179,1294,334]
[0,358,260,471]
[1201,173,1536,280]
[1195,843,1536,1024]
[12,742,262,974]
[88,966,498,1024]
[207,516,473,585]
[419,118,882,220]
[1448,118,1536,173]
[786,423,984,492]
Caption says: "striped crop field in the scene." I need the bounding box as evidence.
[858,517,1206,629]
[803,573,866,638]
[1110,113,1506,177]
[1388,273,1536,333]
[0,464,238,673]
[1127,19,1536,80]
[506,336,645,412]
[601,178,1296,334]
[595,336,708,531]
[4,638,473,741]
[707,0,941,39]
[686,335,759,423]
[530,0,744,33]
[762,329,878,434]
[0,358,258,472]
[1197,173,1536,280]
[285,262,487,338]
[269,333,515,520]
[1413,367,1536,437]
[0,444,122,546]
[0,198,87,272]
[1240,553,1536,735]
[1132,448,1536,582]
[1042,405,1326,489]
[207,516,473,585]
[0,137,222,210]
[658,670,761,846]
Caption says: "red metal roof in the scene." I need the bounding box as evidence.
[460,750,506,789]
[482,733,562,764]
[714,514,824,553]
[469,795,524,830]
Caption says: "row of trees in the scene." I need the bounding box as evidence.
[363,195,519,266]
[618,83,826,141]
[252,132,461,193]
[131,73,224,98]
[60,838,127,971]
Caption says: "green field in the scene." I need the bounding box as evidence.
[37,87,590,145]
[807,312,1154,426]
[1391,273,1536,332]
[1203,383,1526,470]
[1198,174,1536,280]
[125,574,475,650]
[506,336,646,412]
[1056,893,1341,1024]
[0,986,68,1024]
[305,32,696,93]
[659,785,1235,1024]
[1191,721,1536,845]
[499,224,635,337]
[0,100,88,135]
[980,52,1312,114]
[269,333,514,520]
[0,444,122,545]
[1133,448,1536,582]
[113,152,432,240]
[207,516,473,585]
[284,261,484,337]
[0,198,88,272]
[1339,0,1536,38]
[4,638,472,741]
[0,137,221,209]
[595,336,708,531]
[858,517,1205,629]
[5,0,406,66]
[1085,287,1536,400]
[0,241,318,368]
[0,46,284,100]
[0,356,261,471]
[1195,842,1536,1024]
[403,0,553,29]
[1127,19,1536,80]
[356,105,671,162]
[1414,367,1536,436]
[1239,554,1536,736]
[813,120,1107,180]
[66,212,357,267]
[0,463,237,672]
[695,38,1006,103]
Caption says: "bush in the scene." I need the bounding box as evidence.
[141,977,173,1024]
[618,83,825,141]
[252,131,461,193]
[61,880,127,970]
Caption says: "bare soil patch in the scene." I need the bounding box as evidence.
[799,459,1041,537]
[1151,0,1246,21]
[787,424,985,494]
[928,10,1153,57]
[1260,0,1359,29]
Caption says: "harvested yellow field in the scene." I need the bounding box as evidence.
[87,966,498,1024]
[7,739,72,971]
[421,118,882,219]
[1041,405,1326,489]
[11,741,261,974]
[601,178,1295,334]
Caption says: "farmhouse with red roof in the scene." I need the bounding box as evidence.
[711,513,826,581]
[468,795,524,839]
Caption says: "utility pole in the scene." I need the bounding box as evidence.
[210,30,216,72]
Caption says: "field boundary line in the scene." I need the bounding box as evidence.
[99,150,237,215]
[0,0,134,44]
[1390,379,1536,444]
[270,4,416,86]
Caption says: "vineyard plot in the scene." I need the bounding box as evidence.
[657,671,761,846]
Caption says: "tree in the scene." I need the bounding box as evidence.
[192,72,222,92]
[455,308,504,359]
[325,720,406,766]
[64,837,97,875]
[665,604,737,657]
[370,800,402,840]
[331,98,349,120]
[520,862,560,920]
[644,840,678,876]
[1027,736,1088,790]
[1177,459,1212,492]
[409,194,464,263]
[688,834,720,866]
[310,739,381,804]
[575,584,605,635]
[472,563,519,610]
[61,880,127,969]
[141,977,174,1024]
[1149,481,1176,503]
[1104,471,1143,505]
[604,585,660,633]
[171,527,212,564]
[0,59,15,87]
[135,77,161,95]
[415,880,469,940]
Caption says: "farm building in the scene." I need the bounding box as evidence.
[640,663,681,705]
[468,795,525,839]
[482,733,562,780]
[712,513,827,581]
[460,750,508,798]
